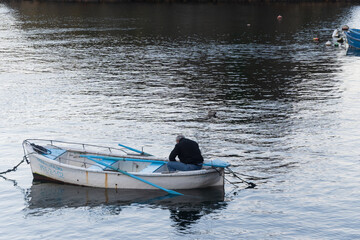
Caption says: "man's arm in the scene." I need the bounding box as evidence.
[169,144,179,161]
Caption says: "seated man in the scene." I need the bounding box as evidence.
[167,135,203,172]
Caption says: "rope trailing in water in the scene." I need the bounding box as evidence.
[0,156,29,175]
[225,167,256,189]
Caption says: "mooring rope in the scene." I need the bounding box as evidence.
[0,156,29,175]
[224,167,256,188]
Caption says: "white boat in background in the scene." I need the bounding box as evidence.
[22,139,225,194]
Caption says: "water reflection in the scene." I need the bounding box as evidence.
[346,47,360,56]
[26,182,226,227]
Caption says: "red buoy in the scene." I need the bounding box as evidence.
[277,15,283,21]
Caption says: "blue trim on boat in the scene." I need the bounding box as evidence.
[80,155,230,168]
[80,155,166,164]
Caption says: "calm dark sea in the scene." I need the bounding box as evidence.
[0,1,359,239]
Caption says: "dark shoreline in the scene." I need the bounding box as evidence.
[2,0,360,3]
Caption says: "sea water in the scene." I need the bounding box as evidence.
[0,2,359,239]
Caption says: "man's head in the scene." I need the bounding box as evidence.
[176,135,185,143]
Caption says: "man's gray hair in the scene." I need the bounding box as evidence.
[176,135,185,142]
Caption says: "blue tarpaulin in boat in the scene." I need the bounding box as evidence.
[42,148,67,160]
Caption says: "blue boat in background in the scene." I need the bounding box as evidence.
[345,30,360,49]
[349,28,360,37]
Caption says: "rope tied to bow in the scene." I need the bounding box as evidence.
[0,156,29,175]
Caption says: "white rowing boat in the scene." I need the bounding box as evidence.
[22,139,226,193]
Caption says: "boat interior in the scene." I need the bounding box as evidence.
[25,140,211,174]
[41,145,170,173]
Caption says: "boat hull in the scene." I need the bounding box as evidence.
[25,144,224,190]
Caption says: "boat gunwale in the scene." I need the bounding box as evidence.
[23,138,130,155]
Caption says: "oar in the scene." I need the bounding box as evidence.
[203,159,231,168]
[118,145,230,168]
[83,155,230,169]
[81,155,166,164]
[83,153,255,188]
[84,156,183,196]
[118,143,152,156]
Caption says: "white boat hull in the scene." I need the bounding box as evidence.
[24,140,224,190]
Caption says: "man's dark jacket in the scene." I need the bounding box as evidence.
[169,138,204,164]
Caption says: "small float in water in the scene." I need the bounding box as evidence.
[22,139,230,195]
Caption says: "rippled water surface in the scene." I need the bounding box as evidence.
[1,1,360,239]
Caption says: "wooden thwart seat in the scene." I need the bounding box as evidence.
[140,162,165,173]
[88,159,117,171]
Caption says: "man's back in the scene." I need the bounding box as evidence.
[169,138,204,164]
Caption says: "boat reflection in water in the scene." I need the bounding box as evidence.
[26,181,226,228]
